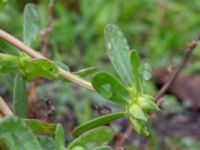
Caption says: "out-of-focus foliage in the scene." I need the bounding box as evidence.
[1,0,200,69]
[51,0,200,69]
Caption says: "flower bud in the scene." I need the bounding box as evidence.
[130,117,149,136]
[129,104,147,121]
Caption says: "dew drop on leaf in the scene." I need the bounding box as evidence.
[143,63,151,81]
[107,43,112,50]
[101,83,113,98]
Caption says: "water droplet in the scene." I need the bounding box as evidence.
[143,63,151,80]
[107,42,112,50]
[117,31,122,36]
[123,38,128,44]
[125,45,129,50]
[101,83,112,98]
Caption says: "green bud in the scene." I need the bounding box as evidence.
[138,95,160,112]
[130,117,149,136]
[129,104,147,121]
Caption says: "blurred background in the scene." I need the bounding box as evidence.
[1,0,200,149]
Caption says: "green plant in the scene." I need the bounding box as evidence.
[91,24,159,136]
[0,3,160,149]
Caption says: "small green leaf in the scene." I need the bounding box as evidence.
[52,61,70,71]
[0,116,42,150]
[23,3,40,46]
[129,104,147,121]
[104,24,132,86]
[24,59,59,81]
[24,119,57,136]
[143,63,152,81]
[67,127,114,150]
[55,124,65,150]
[130,50,143,93]
[72,112,125,138]
[138,95,160,112]
[0,53,19,73]
[92,72,130,105]
[74,67,98,77]
[13,73,28,117]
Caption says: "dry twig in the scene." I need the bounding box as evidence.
[114,124,132,149]
[154,33,200,104]
[40,0,56,56]
[29,0,56,104]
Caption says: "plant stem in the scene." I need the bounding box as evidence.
[59,68,93,90]
[114,123,132,149]
[0,97,13,118]
[0,29,94,91]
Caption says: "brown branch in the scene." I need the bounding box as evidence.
[0,29,94,91]
[28,78,43,104]
[29,0,56,103]
[0,97,13,119]
[154,33,200,104]
[40,0,56,56]
[114,123,132,149]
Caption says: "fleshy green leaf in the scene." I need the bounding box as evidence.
[24,119,57,136]
[67,127,114,150]
[130,50,143,93]
[0,53,19,73]
[129,104,147,121]
[72,112,125,138]
[104,24,132,86]
[74,67,98,77]
[24,59,59,81]
[23,3,40,46]
[0,116,42,150]
[92,72,130,105]
[13,73,28,117]
[55,124,65,150]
